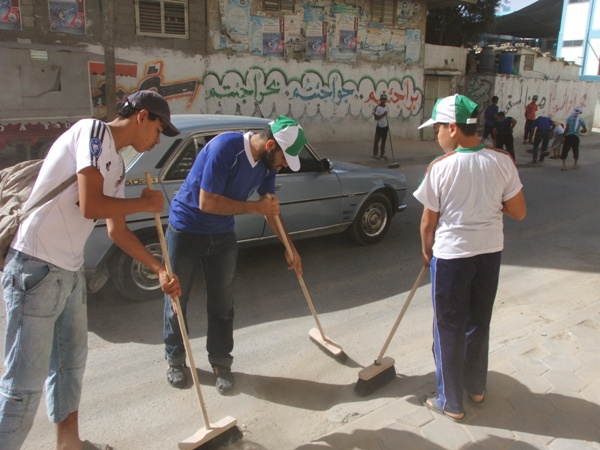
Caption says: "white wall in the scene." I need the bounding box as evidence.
[466,73,599,139]
[101,48,426,142]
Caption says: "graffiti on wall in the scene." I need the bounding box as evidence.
[203,67,423,120]
[90,61,201,117]
[467,75,592,127]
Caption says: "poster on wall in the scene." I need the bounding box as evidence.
[250,16,263,55]
[284,14,304,54]
[405,29,421,63]
[262,17,284,57]
[220,0,250,50]
[303,4,326,59]
[0,0,21,31]
[388,28,406,53]
[358,22,390,58]
[330,14,357,62]
[49,0,86,35]
[397,1,421,25]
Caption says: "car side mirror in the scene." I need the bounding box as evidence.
[321,158,333,172]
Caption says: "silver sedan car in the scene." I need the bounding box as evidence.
[83,115,407,301]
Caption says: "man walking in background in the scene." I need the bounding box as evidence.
[561,106,587,171]
[482,96,499,146]
[531,115,554,163]
[523,95,538,144]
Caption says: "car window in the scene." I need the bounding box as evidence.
[163,139,198,181]
[278,144,322,174]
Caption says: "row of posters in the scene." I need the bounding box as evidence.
[1,0,86,34]
[218,0,421,63]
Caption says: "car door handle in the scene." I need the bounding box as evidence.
[275,184,282,191]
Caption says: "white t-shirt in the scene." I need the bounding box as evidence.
[413,145,523,259]
[374,105,389,128]
[12,119,125,271]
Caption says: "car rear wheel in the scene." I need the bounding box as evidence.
[349,192,392,245]
[109,229,164,301]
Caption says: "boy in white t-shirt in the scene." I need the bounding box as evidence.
[414,94,526,423]
[0,91,182,450]
[549,121,565,159]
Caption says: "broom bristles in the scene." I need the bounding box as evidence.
[354,365,397,397]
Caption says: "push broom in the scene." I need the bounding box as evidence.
[355,265,427,396]
[386,116,400,169]
[146,173,242,450]
[269,200,346,361]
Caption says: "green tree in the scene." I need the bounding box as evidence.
[426,0,502,47]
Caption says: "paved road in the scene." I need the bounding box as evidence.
[2,133,599,449]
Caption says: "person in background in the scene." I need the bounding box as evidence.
[494,111,517,160]
[523,95,538,145]
[414,94,526,423]
[163,116,305,395]
[549,121,565,159]
[0,90,182,450]
[561,106,587,171]
[372,93,390,161]
[482,96,499,146]
[531,115,554,163]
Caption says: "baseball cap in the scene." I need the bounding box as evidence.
[380,93,388,99]
[532,95,538,99]
[125,90,180,137]
[269,116,307,172]
[418,94,478,129]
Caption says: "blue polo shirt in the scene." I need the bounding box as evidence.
[534,116,553,131]
[169,132,276,234]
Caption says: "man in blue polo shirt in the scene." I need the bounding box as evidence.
[163,116,305,394]
[531,115,554,163]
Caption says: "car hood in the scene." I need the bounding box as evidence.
[330,159,406,181]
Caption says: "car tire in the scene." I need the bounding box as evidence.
[109,228,164,301]
[349,192,392,245]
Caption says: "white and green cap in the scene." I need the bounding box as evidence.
[269,115,306,172]
[418,94,479,129]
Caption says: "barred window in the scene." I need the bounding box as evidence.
[135,0,188,38]
[372,0,397,26]
[264,0,294,13]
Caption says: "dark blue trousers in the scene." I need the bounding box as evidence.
[430,252,501,414]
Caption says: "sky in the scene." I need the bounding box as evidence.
[497,0,539,16]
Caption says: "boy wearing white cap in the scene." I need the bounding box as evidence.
[372,93,390,160]
[414,94,526,422]
[164,116,306,394]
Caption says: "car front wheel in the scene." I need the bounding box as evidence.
[349,192,392,245]
[109,229,164,301]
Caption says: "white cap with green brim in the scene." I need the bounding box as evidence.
[418,94,479,129]
[269,116,307,172]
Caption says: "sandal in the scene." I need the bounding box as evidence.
[166,364,187,387]
[421,394,467,423]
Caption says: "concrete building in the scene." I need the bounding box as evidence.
[0,0,433,165]
[557,0,599,81]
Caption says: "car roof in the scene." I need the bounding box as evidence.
[170,114,272,133]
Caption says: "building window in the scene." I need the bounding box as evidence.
[372,0,397,26]
[523,55,534,70]
[135,0,188,38]
[264,0,294,13]
[568,0,588,3]
[562,40,584,47]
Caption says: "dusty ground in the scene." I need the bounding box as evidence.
[2,134,599,450]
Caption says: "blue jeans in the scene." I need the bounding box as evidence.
[0,250,87,449]
[430,252,501,414]
[163,225,238,369]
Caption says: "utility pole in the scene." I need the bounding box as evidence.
[101,0,117,120]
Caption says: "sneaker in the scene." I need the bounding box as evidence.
[213,365,234,395]
[380,155,389,161]
[541,151,550,157]
[372,155,380,160]
[166,364,187,387]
